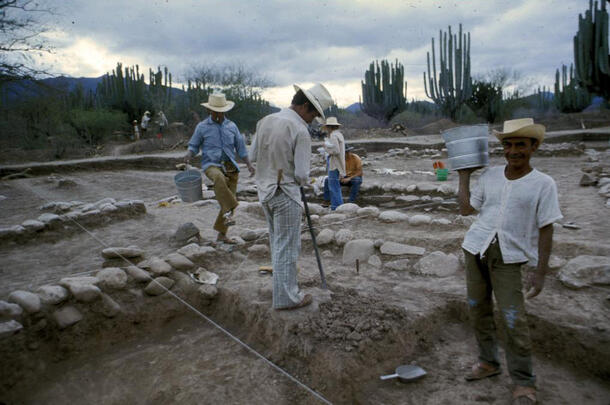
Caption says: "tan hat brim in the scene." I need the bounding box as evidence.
[493,124,545,144]
[293,84,325,119]
[201,101,235,113]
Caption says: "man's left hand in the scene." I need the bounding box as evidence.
[340,177,349,184]
[247,164,256,177]
[525,270,546,299]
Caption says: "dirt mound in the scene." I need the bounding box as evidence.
[415,118,459,135]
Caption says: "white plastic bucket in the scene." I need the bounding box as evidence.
[441,124,490,171]
[174,169,203,202]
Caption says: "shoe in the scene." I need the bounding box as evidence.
[464,362,501,381]
[276,294,312,310]
[222,211,235,226]
[512,385,537,404]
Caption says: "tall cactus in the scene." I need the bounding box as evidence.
[424,24,473,120]
[554,64,592,113]
[573,0,610,99]
[361,59,406,121]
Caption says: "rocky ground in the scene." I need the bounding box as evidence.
[0,141,609,404]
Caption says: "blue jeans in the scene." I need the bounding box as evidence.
[341,176,362,202]
[323,169,343,210]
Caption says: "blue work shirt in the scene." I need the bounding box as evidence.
[187,116,248,172]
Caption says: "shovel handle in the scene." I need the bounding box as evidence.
[380,373,399,380]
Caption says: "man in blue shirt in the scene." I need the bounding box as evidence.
[184,92,255,243]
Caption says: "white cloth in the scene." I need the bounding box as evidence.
[323,129,346,175]
[249,108,311,207]
[462,165,563,266]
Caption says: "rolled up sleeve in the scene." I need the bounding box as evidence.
[536,180,563,228]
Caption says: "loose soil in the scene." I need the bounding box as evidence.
[0,148,609,403]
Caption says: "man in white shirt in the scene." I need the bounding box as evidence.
[249,83,333,310]
[141,111,151,138]
[457,118,562,405]
[322,117,345,210]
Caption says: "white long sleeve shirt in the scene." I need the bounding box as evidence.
[249,108,311,207]
[324,129,346,175]
[462,166,563,266]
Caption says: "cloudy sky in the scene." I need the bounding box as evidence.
[36,0,589,107]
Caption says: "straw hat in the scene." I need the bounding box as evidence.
[144,111,150,115]
[493,118,545,144]
[201,92,235,112]
[324,116,342,127]
[293,83,333,119]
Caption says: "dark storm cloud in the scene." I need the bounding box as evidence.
[50,0,588,99]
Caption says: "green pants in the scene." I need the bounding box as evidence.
[204,164,239,235]
[464,240,535,387]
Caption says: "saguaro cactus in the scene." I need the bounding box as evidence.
[573,0,610,99]
[361,59,406,121]
[554,64,592,113]
[424,24,473,120]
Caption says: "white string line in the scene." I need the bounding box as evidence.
[19,185,333,405]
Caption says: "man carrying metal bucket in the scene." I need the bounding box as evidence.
[184,91,255,244]
[457,118,562,405]
[249,83,333,310]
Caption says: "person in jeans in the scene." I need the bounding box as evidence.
[340,147,363,203]
[184,92,254,244]
[457,118,562,405]
[249,83,333,310]
[322,117,345,210]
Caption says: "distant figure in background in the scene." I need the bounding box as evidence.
[132,120,140,141]
[341,147,363,203]
[157,110,168,138]
[141,111,151,138]
[184,92,254,244]
[322,117,345,210]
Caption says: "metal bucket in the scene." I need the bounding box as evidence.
[174,169,203,202]
[441,124,489,171]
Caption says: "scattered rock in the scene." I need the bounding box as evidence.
[239,227,268,241]
[409,214,432,226]
[198,284,219,303]
[306,203,326,216]
[148,258,172,276]
[396,195,420,204]
[8,290,41,313]
[0,300,23,318]
[335,203,360,214]
[177,244,216,261]
[174,222,200,242]
[342,239,375,265]
[356,206,380,217]
[548,255,567,270]
[101,246,144,259]
[0,320,23,337]
[21,220,45,232]
[579,173,597,186]
[374,239,384,248]
[558,255,610,289]
[166,253,196,270]
[415,251,460,277]
[380,242,425,256]
[368,255,382,267]
[317,229,335,245]
[70,284,102,303]
[334,229,353,246]
[125,266,151,283]
[384,259,410,271]
[36,285,69,305]
[379,210,409,223]
[319,213,347,225]
[247,244,270,256]
[144,277,175,296]
[432,218,452,226]
[322,250,333,258]
[52,306,83,329]
[96,268,128,289]
[99,294,121,318]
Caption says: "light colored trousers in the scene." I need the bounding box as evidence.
[204,165,238,235]
[262,189,305,309]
